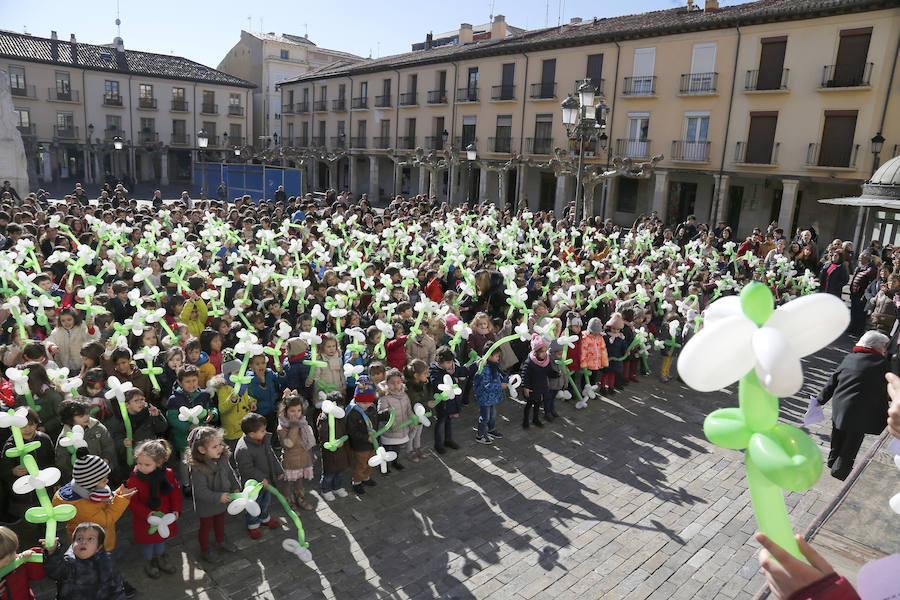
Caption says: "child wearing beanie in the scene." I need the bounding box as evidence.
[346,375,383,494]
[581,317,609,393]
[520,334,556,428]
[604,314,627,392]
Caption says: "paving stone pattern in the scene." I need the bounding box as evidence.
[29,336,859,600]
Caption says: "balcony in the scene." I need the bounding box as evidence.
[200,103,218,114]
[313,100,327,111]
[48,88,80,103]
[427,90,447,104]
[170,133,191,145]
[282,103,296,115]
[54,125,79,139]
[454,136,477,149]
[806,142,860,169]
[104,128,123,141]
[491,85,516,101]
[204,135,220,147]
[576,78,606,97]
[529,82,557,100]
[744,69,790,92]
[170,99,189,112]
[16,124,36,137]
[456,87,479,103]
[226,136,244,147]
[330,136,346,148]
[228,105,245,116]
[292,136,309,147]
[679,72,718,95]
[351,97,368,110]
[568,137,605,156]
[488,136,514,153]
[670,140,711,162]
[622,76,656,97]
[372,136,390,149]
[397,136,416,149]
[527,137,553,155]
[821,63,873,88]
[311,135,326,147]
[138,97,157,109]
[331,99,346,112]
[424,136,444,150]
[11,84,36,99]
[350,136,367,148]
[103,93,123,106]
[375,94,392,108]
[734,141,780,165]
[138,131,159,144]
[297,102,310,113]
[615,138,651,159]
[399,92,417,106]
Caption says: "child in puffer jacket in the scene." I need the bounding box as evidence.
[43,523,127,600]
[276,393,315,510]
[473,347,508,444]
[377,369,413,473]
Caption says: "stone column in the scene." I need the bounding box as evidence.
[448,163,456,205]
[93,152,100,185]
[498,169,508,209]
[714,174,731,224]
[368,155,379,201]
[478,167,488,204]
[418,166,426,197]
[554,174,571,218]
[603,176,618,220]
[129,146,137,182]
[651,169,669,218]
[160,150,169,186]
[777,179,800,233]
[82,148,91,183]
[349,156,358,196]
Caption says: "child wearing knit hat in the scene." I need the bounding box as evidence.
[346,376,383,494]
[520,334,557,428]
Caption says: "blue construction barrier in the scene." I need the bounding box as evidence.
[192,164,302,202]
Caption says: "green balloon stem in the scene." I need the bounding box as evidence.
[746,454,802,560]
[267,484,308,547]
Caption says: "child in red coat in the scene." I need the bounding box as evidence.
[0,526,45,600]
[126,439,182,579]
[565,313,584,395]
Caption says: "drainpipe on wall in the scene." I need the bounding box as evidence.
[81,69,90,183]
[192,84,197,188]
[515,52,529,210]
[448,61,459,205]
[602,41,621,220]
[127,74,135,181]
[394,68,402,198]
[348,76,353,195]
[711,23,741,223]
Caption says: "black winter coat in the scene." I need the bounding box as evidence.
[43,545,126,600]
[820,351,890,433]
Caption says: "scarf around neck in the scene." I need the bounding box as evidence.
[529,351,550,367]
[135,467,173,510]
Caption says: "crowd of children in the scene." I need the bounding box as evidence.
[0,189,825,599]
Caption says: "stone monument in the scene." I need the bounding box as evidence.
[0,67,30,194]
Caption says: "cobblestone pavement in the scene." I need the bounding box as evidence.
[31,335,863,600]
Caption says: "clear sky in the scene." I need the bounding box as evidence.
[1,0,744,68]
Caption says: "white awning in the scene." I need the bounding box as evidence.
[818,196,900,209]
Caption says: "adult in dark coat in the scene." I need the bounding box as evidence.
[818,250,849,298]
[819,331,891,480]
[848,251,878,334]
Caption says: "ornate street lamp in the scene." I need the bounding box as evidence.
[197,129,209,199]
[465,143,477,203]
[560,78,608,223]
[113,135,124,151]
[871,132,886,175]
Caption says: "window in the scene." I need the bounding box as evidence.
[533,114,552,154]
[229,124,241,141]
[280,49,289,60]
[55,72,71,100]
[818,110,858,167]
[172,87,185,100]
[319,121,326,139]
[756,37,787,90]
[15,108,29,127]
[172,120,186,135]
[682,113,710,160]
[630,48,656,95]
[106,115,122,131]
[462,115,476,147]
[203,121,217,141]
[382,79,390,96]
[105,80,119,97]
[437,70,447,92]
[357,120,366,138]
[56,112,74,136]
[320,86,327,101]
[538,59,556,97]
[303,88,309,103]
[687,43,717,93]
[140,117,155,131]
[495,115,512,152]
[338,84,346,99]
[379,120,390,139]
[467,67,478,91]
[358,82,366,98]
[830,28,872,87]
[626,113,650,158]
[8,66,25,91]
[230,93,240,106]
[139,84,153,99]
[586,54,604,88]
[499,63,515,99]
[745,112,778,163]
[202,91,215,113]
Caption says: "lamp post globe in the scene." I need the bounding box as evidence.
[197,129,209,149]
[466,143,477,161]
[561,95,578,128]
[577,79,595,108]
[113,136,124,151]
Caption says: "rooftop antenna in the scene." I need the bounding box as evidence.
[303,23,308,37]
[545,0,550,27]
[115,0,122,36]
[557,0,562,26]
[376,41,380,58]
[489,0,494,22]
[247,16,252,32]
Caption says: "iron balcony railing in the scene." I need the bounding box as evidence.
[138,131,158,144]
[201,103,218,114]
[806,142,860,168]
[282,103,296,115]
[350,97,368,109]
[454,136,477,149]
[427,90,447,104]
[330,136,346,148]
[48,88,80,102]
[734,140,780,164]
[138,97,157,109]
[104,128,123,141]
[744,69,790,91]
[526,137,553,155]
[313,100,327,111]
[297,102,310,113]
[399,92,417,106]
[10,84,36,98]
[228,105,245,116]
[679,72,718,95]
[375,95,392,108]
[821,63,873,88]
[292,136,309,147]
[350,136,367,148]
[622,76,656,96]
[171,99,188,112]
[671,140,711,161]
[529,82,557,99]
[372,136,390,148]
[491,85,516,101]
[397,136,416,149]
[331,99,346,112]
[615,138,651,159]
[488,136,514,153]
[311,135,326,146]
[54,125,79,139]
[424,136,444,150]
[170,133,191,145]
[456,87,479,102]
[103,93,123,106]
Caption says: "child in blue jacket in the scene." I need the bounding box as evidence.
[473,347,508,444]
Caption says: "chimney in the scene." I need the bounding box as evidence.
[458,23,473,44]
[70,33,76,43]
[113,36,124,52]
[569,17,582,25]
[50,30,58,40]
[50,31,59,62]
[491,15,506,40]
[705,0,719,11]
[425,32,433,50]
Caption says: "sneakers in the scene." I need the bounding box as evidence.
[321,491,336,501]
[216,540,238,553]
[144,559,161,579]
[475,434,492,445]
[487,430,503,438]
[123,580,137,599]
[334,488,349,498]
[362,479,377,487]
[261,519,280,529]
[392,461,405,471]
[248,527,261,539]
[407,451,420,463]
[155,553,176,574]
[201,550,222,564]
[445,440,460,450]
[352,483,366,495]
